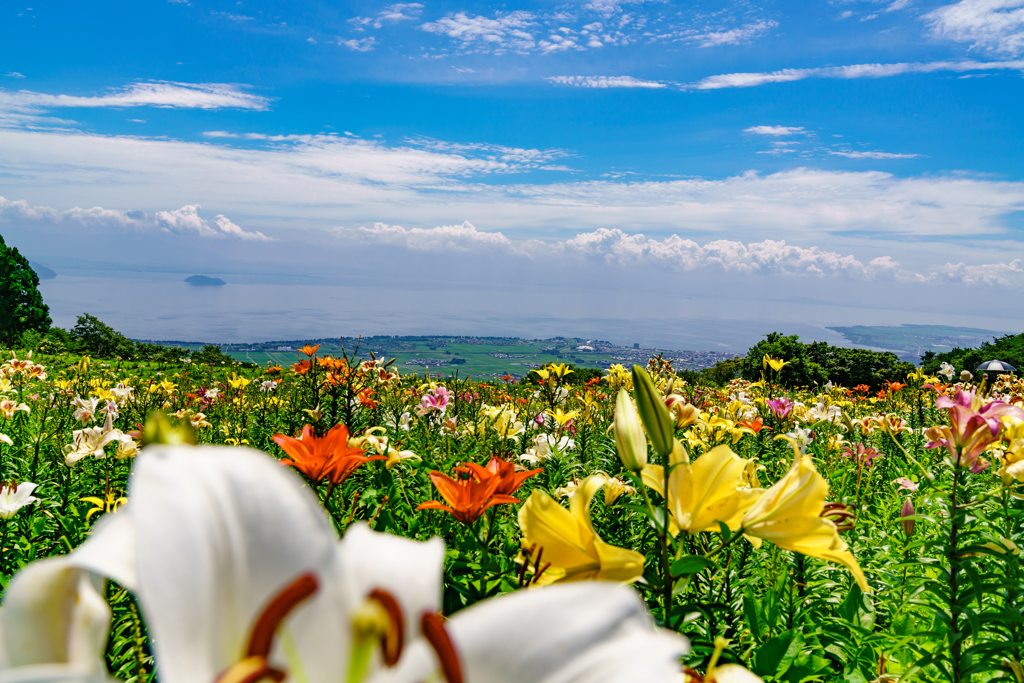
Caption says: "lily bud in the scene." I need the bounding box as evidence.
[631,365,674,459]
[900,497,915,538]
[614,389,647,472]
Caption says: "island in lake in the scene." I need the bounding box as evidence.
[185,275,226,286]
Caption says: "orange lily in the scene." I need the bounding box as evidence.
[484,456,542,497]
[298,344,321,357]
[738,417,768,433]
[417,463,519,525]
[272,424,382,486]
[291,360,313,376]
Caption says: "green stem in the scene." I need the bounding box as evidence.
[949,465,962,683]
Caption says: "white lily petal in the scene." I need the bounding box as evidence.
[72,510,138,592]
[338,523,444,646]
[374,583,687,683]
[0,556,110,683]
[129,446,349,683]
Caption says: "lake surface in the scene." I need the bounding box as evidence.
[38,269,1019,352]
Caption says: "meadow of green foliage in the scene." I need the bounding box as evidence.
[3,324,1024,683]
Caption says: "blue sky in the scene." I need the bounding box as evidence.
[1,0,1023,346]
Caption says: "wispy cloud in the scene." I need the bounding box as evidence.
[3,72,25,79]
[420,11,538,53]
[926,0,1024,56]
[689,59,1024,89]
[338,36,377,52]
[0,81,271,116]
[211,11,254,22]
[546,75,669,88]
[685,20,778,48]
[829,150,920,159]
[349,3,423,29]
[0,197,274,241]
[744,126,806,136]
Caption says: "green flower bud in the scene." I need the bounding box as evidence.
[631,365,674,459]
[614,389,647,471]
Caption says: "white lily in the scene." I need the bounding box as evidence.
[0,512,135,683]
[64,413,123,467]
[0,481,39,519]
[375,582,688,683]
[2,445,689,683]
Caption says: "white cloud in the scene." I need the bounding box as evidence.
[0,197,273,241]
[349,3,423,29]
[0,81,270,116]
[403,137,573,169]
[686,20,778,48]
[744,125,805,136]
[933,258,1024,285]
[546,75,668,88]
[926,0,1024,56]
[689,59,1024,89]
[338,36,377,51]
[331,222,1024,286]
[829,150,920,159]
[211,11,254,22]
[4,72,25,79]
[420,12,537,53]
[337,221,524,252]
[2,128,1022,255]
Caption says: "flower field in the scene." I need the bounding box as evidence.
[2,342,1024,683]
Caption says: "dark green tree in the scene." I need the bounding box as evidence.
[739,332,914,390]
[69,313,138,359]
[0,234,51,345]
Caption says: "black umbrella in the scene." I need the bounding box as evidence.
[976,359,1017,374]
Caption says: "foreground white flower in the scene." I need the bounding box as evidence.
[0,445,689,683]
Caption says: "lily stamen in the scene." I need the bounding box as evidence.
[247,572,319,658]
[216,572,319,683]
[421,613,464,683]
[367,588,405,666]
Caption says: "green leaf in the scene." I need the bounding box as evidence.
[631,365,674,458]
[754,631,796,677]
[717,520,733,543]
[671,555,717,577]
[744,592,763,641]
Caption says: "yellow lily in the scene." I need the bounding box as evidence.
[226,373,250,390]
[81,491,128,521]
[762,355,788,373]
[998,417,1024,484]
[547,363,574,379]
[740,436,870,592]
[548,408,580,427]
[518,474,644,585]
[642,441,762,535]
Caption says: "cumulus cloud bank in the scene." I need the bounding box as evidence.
[0,197,273,241]
[332,222,1024,286]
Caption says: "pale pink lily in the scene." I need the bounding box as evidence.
[927,389,1024,470]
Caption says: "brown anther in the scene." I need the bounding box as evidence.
[246,572,319,658]
[820,502,857,532]
[368,588,405,666]
[421,612,464,683]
